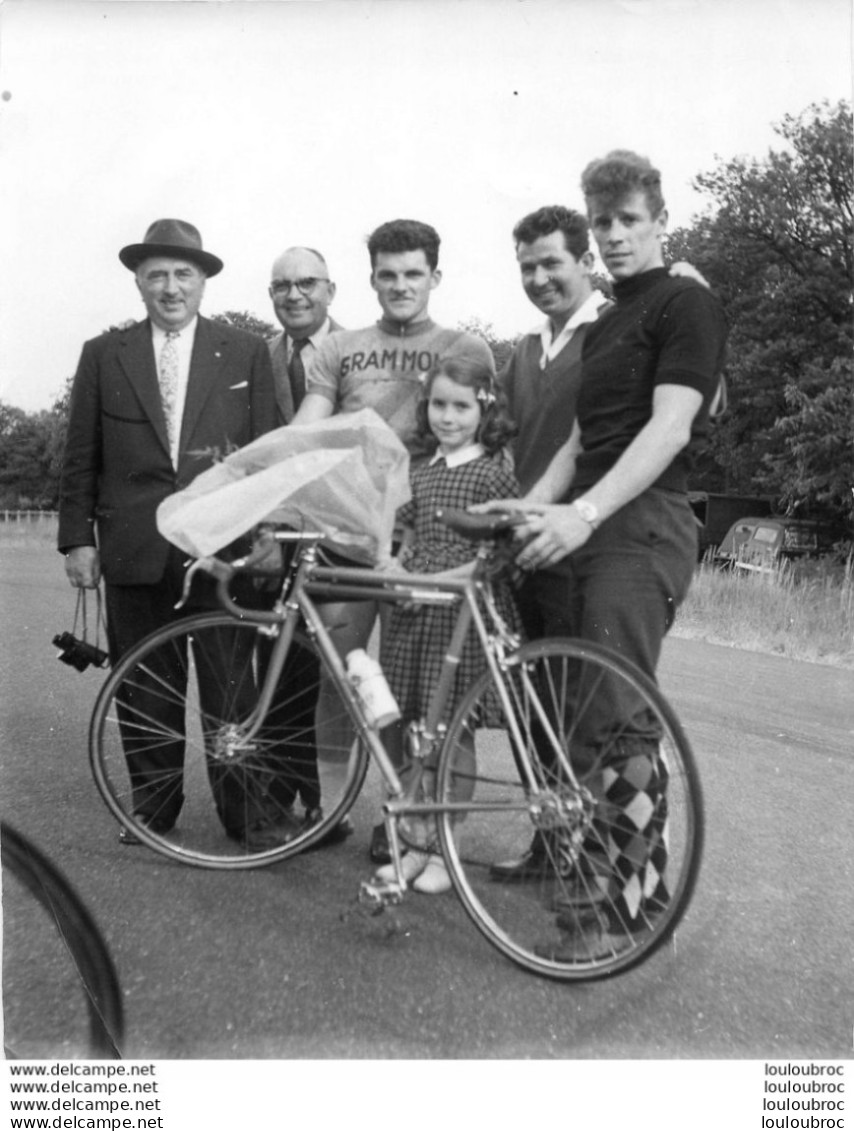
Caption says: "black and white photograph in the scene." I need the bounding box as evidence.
[1,0,851,1125]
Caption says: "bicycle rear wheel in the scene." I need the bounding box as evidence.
[436,638,703,980]
[90,613,368,868]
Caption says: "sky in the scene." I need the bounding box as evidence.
[0,0,850,415]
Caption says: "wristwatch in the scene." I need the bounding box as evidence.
[573,498,600,530]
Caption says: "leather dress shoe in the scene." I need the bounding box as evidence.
[300,808,354,851]
[554,891,667,937]
[369,821,391,865]
[235,809,302,851]
[489,832,551,881]
[550,873,608,911]
[535,909,611,962]
[118,816,174,846]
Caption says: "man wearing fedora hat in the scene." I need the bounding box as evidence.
[58,218,282,848]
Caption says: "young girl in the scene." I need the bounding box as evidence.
[374,355,522,894]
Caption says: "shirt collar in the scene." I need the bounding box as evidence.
[534,289,607,370]
[429,442,485,468]
[534,288,607,343]
[151,315,199,345]
[288,316,332,352]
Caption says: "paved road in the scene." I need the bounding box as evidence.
[2,544,852,1059]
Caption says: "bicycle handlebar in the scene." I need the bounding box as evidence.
[174,512,522,613]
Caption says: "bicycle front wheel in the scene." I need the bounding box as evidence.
[90,613,368,868]
[436,638,703,981]
[2,822,124,1058]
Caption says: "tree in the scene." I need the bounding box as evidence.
[667,99,853,525]
[211,310,278,339]
[0,400,63,508]
[456,317,520,372]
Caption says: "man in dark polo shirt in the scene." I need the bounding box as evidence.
[484,152,727,955]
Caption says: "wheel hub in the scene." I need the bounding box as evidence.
[530,787,595,843]
[210,724,257,764]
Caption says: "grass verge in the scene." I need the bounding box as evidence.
[4,516,852,668]
[674,556,854,668]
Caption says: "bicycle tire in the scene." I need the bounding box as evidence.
[89,613,369,869]
[435,637,703,981]
[2,821,124,1057]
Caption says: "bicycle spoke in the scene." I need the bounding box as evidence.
[91,615,368,868]
[436,639,703,980]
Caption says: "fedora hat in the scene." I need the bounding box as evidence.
[119,218,223,276]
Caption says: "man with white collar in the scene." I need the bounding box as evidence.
[58,218,279,847]
[267,246,343,424]
[488,207,609,882]
[501,205,611,498]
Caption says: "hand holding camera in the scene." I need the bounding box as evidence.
[53,589,109,673]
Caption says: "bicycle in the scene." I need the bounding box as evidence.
[89,512,703,980]
[2,821,124,1057]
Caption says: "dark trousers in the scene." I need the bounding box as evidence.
[105,545,320,832]
[256,634,322,813]
[515,489,697,922]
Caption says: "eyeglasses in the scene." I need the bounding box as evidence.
[270,277,329,296]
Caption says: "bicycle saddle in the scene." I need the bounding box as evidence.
[435,508,525,541]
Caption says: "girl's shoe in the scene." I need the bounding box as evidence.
[374,851,428,885]
[412,854,451,895]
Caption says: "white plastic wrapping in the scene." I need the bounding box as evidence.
[156,408,411,564]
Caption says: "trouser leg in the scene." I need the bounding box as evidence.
[104,559,190,827]
[257,635,322,813]
[528,491,696,921]
[106,549,270,832]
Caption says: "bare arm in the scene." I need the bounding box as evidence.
[514,383,703,570]
[290,392,335,426]
[471,420,581,519]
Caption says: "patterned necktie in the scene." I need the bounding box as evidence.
[288,337,309,410]
[158,330,180,448]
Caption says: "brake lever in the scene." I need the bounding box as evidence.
[173,557,231,609]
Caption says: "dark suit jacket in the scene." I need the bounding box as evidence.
[58,316,277,585]
[268,317,344,424]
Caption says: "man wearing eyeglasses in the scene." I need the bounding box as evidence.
[268,246,343,424]
[257,245,353,850]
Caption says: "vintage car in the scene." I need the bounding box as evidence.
[714,516,821,572]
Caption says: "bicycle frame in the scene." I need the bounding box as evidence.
[93,525,704,978]
[195,531,583,835]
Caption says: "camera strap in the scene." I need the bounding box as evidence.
[72,587,107,651]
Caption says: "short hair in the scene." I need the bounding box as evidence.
[367,219,441,271]
[580,150,665,217]
[271,246,329,277]
[512,206,589,260]
[415,354,516,457]
[290,246,328,267]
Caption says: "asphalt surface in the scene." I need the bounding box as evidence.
[2,543,852,1060]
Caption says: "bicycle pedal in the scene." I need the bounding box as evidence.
[357,878,404,908]
[340,890,411,941]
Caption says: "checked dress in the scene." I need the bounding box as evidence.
[380,446,522,728]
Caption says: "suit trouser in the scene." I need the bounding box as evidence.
[514,488,697,924]
[104,546,320,833]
